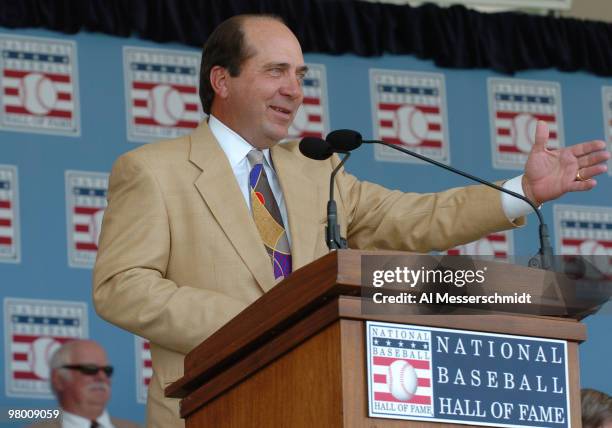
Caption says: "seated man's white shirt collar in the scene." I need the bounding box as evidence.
[62,409,114,428]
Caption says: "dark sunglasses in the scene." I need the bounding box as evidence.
[61,364,114,377]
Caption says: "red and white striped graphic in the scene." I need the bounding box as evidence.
[602,86,612,177]
[367,322,434,419]
[489,78,563,170]
[377,103,443,148]
[0,165,19,263]
[0,35,79,135]
[12,335,72,380]
[371,355,433,405]
[135,336,152,403]
[124,47,202,142]
[3,70,73,118]
[286,63,329,140]
[371,69,449,164]
[4,298,88,398]
[65,170,108,268]
[130,81,199,128]
[446,231,513,261]
[554,204,612,278]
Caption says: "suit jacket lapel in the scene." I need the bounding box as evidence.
[271,143,322,271]
[189,123,276,293]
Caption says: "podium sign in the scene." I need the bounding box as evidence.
[367,321,569,427]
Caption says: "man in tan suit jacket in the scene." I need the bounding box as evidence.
[27,340,141,428]
[92,14,610,428]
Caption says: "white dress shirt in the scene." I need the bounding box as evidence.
[501,174,535,220]
[61,409,114,428]
[208,115,534,243]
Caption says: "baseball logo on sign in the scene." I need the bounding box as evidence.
[0,35,80,136]
[4,298,88,398]
[488,78,564,170]
[285,63,329,141]
[0,165,20,263]
[388,360,419,401]
[367,324,433,417]
[370,69,450,164]
[554,204,612,278]
[602,86,612,176]
[124,47,202,143]
[65,170,109,268]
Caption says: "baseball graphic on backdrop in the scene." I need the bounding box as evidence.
[148,84,184,126]
[21,72,57,115]
[396,105,427,146]
[579,239,610,275]
[511,113,537,153]
[28,337,61,379]
[289,104,308,135]
[458,238,494,256]
[92,209,105,247]
[472,238,495,256]
[387,360,418,401]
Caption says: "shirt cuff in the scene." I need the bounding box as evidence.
[501,175,539,221]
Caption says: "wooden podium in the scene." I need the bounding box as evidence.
[166,250,594,427]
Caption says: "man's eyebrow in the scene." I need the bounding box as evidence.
[263,62,290,70]
[262,63,309,75]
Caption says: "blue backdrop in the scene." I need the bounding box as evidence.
[0,28,610,426]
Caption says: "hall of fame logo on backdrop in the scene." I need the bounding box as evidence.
[0,34,79,136]
[135,336,152,404]
[446,231,514,262]
[285,63,329,140]
[488,78,564,170]
[554,204,612,278]
[370,69,450,164]
[4,298,88,398]
[65,170,108,268]
[602,86,612,176]
[124,47,202,143]
[0,165,20,263]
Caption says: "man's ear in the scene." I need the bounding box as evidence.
[210,66,230,99]
[51,369,66,393]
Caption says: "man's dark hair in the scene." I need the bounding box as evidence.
[199,14,284,115]
[581,388,612,428]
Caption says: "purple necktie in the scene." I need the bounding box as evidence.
[247,150,292,279]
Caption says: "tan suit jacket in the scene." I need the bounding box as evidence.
[93,122,522,428]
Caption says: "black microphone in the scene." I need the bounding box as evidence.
[299,137,348,250]
[326,129,362,152]
[325,129,554,270]
[298,137,334,160]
